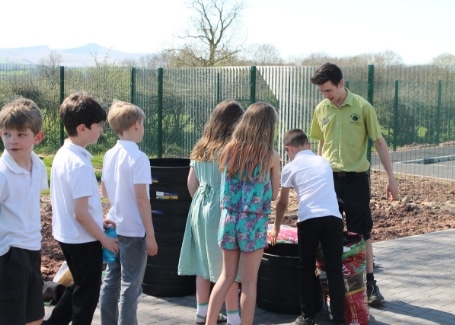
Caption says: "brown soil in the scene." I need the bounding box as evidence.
[40,170,455,281]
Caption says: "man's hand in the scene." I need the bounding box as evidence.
[386,177,399,201]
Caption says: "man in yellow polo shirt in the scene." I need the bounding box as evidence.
[310,62,399,307]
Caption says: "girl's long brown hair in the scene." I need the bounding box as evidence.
[190,99,244,161]
[219,102,277,180]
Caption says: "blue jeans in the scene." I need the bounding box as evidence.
[100,235,147,325]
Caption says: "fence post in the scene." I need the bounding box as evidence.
[250,66,257,104]
[437,80,442,145]
[367,65,374,162]
[217,72,221,103]
[131,67,136,104]
[157,68,163,158]
[59,66,65,146]
[393,80,399,151]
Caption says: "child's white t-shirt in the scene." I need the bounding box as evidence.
[102,140,152,237]
[51,142,103,243]
[0,151,48,256]
[281,150,342,222]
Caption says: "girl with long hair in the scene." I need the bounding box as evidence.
[205,102,281,325]
[178,99,244,325]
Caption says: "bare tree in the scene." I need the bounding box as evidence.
[432,53,455,69]
[138,53,174,69]
[169,0,244,67]
[368,51,404,66]
[298,52,338,66]
[295,51,404,67]
[242,43,283,65]
[39,51,62,83]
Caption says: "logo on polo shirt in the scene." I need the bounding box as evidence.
[322,117,329,125]
[350,114,360,122]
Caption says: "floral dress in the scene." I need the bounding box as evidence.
[218,165,272,252]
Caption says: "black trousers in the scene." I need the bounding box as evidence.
[297,216,345,323]
[45,241,103,325]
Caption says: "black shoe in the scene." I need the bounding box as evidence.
[294,315,315,325]
[367,280,384,306]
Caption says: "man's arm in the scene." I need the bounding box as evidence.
[374,137,399,200]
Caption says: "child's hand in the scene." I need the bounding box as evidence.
[103,219,116,229]
[145,236,158,256]
[102,235,119,255]
[268,225,280,246]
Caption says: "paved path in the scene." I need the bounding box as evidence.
[45,229,455,324]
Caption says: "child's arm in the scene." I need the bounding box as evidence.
[270,187,289,245]
[101,181,108,198]
[100,181,116,228]
[187,167,199,198]
[135,184,158,256]
[270,150,281,200]
[74,197,119,254]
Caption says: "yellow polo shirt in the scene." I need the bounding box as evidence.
[310,89,383,172]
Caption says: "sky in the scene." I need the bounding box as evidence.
[2,0,454,65]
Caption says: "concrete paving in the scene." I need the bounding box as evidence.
[45,229,455,324]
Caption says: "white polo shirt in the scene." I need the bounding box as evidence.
[50,141,103,243]
[102,140,151,237]
[281,150,342,222]
[0,151,48,256]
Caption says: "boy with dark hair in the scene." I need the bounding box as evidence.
[0,98,47,325]
[44,92,119,325]
[271,129,346,325]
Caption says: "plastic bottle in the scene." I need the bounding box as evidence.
[103,226,117,263]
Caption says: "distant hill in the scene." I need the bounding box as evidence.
[0,44,153,67]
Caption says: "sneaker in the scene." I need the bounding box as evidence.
[294,315,315,325]
[367,280,384,306]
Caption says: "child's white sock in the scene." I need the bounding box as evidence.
[196,301,208,318]
[226,309,241,325]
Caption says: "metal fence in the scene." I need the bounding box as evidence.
[1,63,455,180]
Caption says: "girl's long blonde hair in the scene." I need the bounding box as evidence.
[190,99,244,161]
[219,102,277,180]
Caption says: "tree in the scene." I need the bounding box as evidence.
[242,43,283,66]
[170,0,244,67]
[294,51,404,67]
[432,53,455,69]
[137,53,174,69]
[39,51,62,84]
[298,52,338,66]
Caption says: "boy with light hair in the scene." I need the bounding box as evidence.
[99,100,158,325]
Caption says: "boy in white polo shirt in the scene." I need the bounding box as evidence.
[270,129,346,325]
[99,100,158,325]
[0,98,47,325]
[44,92,119,325]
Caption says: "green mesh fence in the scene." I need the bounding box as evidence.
[1,63,455,182]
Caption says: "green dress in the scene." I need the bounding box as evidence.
[177,160,224,281]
